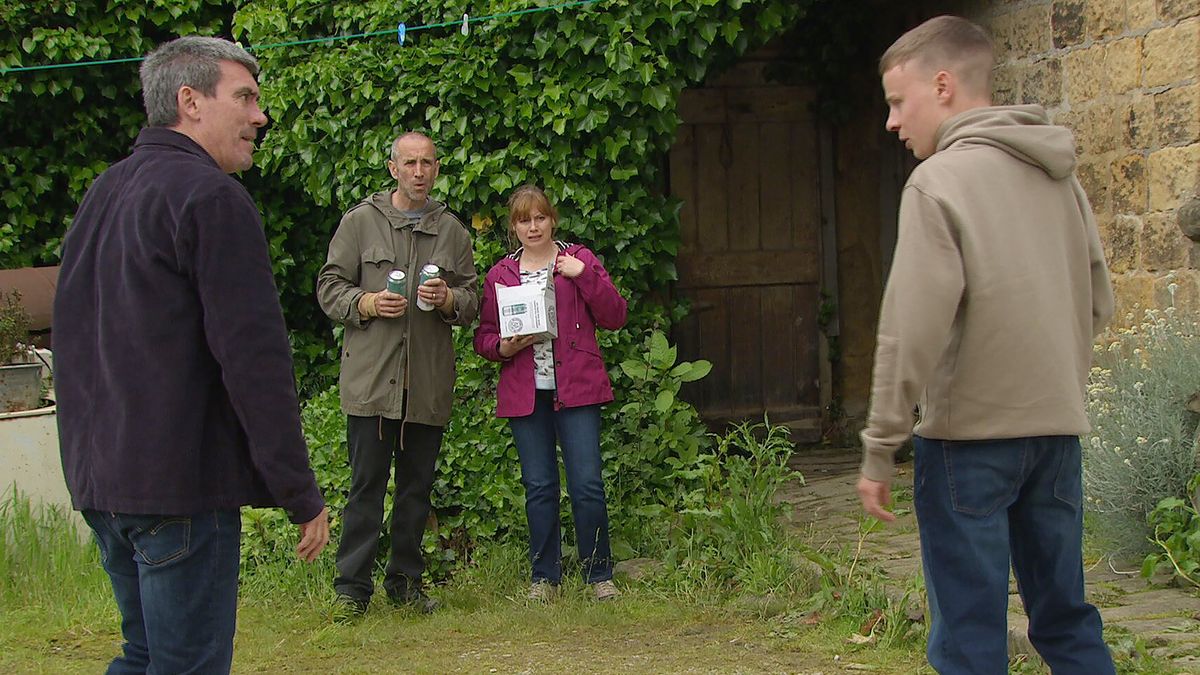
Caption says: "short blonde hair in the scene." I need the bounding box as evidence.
[507,185,559,240]
[879,15,994,97]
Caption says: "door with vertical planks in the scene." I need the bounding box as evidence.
[669,85,823,438]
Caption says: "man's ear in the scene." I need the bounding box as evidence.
[934,70,954,103]
[177,85,201,122]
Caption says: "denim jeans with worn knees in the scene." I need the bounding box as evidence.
[510,390,613,585]
[83,509,241,675]
[913,435,1114,675]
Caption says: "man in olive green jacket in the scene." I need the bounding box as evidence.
[317,131,478,616]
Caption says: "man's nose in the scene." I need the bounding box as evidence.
[251,104,268,127]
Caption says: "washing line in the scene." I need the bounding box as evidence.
[1,0,602,75]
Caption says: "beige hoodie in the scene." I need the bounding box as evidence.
[860,105,1114,481]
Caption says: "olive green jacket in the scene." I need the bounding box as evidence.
[317,191,479,425]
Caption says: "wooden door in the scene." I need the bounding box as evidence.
[669,85,823,435]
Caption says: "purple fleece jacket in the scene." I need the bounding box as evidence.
[474,243,627,418]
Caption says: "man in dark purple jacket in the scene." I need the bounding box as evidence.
[53,36,328,673]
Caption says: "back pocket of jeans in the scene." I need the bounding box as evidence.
[943,439,1026,517]
[131,517,191,566]
[1053,437,1083,509]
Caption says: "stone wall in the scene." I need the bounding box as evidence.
[977,0,1200,321]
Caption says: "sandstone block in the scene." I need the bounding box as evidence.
[1142,19,1200,88]
[989,6,1052,61]
[1112,272,1159,318]
[1021,58,1063,106]
[1112,154,1148,214]
[1087,0,1127,39]
[1105,38,1143,93]
[1122,94,1155,148]
[1159,0,1200,23]
[1052,0,1087,48]
[1074,103,1121,155]
[992,64,1020,106]
[1126,0,1158,31]
[1076,157,1114,212]
[1148,143,1200,211]
[1154,271,1199,313]
[1065,45,1106,102]
[1141,212,1191,270]
[1154,84,1200,146]
[1105,214,1142,273]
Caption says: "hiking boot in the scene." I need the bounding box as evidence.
[593,579,620,601]
[388,586,440,614]
[528,580,557,603]
[332,594,368,623]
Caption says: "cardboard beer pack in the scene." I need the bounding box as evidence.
[496,281,557,340]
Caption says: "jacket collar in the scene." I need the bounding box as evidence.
[133,127,222,170]
[366,191,449,234]
[505,240,570,261]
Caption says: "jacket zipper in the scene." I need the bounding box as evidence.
[550,257,564,411]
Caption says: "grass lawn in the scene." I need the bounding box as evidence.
[0,497,1179,674]
[2,561,933,674]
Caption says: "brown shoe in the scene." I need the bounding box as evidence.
[528,580,557,602]
[593,580,619,601]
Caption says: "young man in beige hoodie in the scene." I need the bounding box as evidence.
[858,15,1116,674]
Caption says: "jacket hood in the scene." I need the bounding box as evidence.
[935,105,1077,179]
[362,191,450,233]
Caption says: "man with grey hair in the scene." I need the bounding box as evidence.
[857,14,1115,674]
[55,36,329,672]
[318,131,478,618]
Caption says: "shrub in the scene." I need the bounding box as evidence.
[240,329,723,583]
[658,419,806,595]
[1141,473,1200,587]
[1084,301,1200,554]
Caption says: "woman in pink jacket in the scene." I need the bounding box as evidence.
[474,185,627,602]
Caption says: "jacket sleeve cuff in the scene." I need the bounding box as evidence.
[286,488,326,525]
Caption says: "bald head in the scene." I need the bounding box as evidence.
[391,132,437,162]
[880,15,995,101]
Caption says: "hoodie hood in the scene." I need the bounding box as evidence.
[362,190,448,233]
[935,105,1077,180]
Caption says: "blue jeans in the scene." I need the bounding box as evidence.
[913,435,1114,675]
[83,509,241,674]
[509,390,613,584]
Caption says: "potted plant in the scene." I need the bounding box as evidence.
[0,290,42,412]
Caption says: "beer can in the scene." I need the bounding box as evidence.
[416,263,441,311]
[386,269,406,294]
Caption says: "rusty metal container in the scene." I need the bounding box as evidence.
[0,362,42,412]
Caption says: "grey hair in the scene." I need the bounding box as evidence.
[140,36,259,127]
[390,131,438,162]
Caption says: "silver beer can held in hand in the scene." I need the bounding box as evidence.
[386,269,406,294]
[416,263,441,311]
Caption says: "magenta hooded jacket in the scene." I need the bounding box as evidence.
[474,242,627,418]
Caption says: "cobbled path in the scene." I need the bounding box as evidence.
[784,447,1200,673]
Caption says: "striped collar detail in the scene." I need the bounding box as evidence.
[506,240,570,261]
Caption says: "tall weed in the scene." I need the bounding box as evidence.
[1085,302,1200,554]
[0,490,110,617]
[659,420,809,596]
